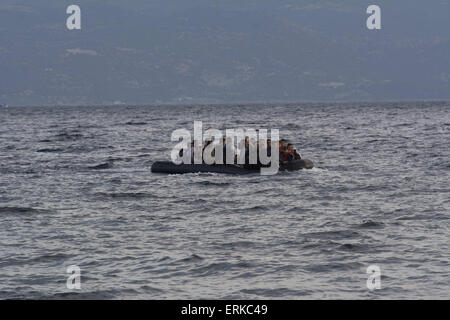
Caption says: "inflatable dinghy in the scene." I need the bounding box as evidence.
[151,159,314,175]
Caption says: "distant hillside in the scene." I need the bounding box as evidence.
[1,0,449,106]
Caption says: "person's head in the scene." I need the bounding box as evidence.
[280,139,287,148]
[267,139,272,147]
[287,143,294,151]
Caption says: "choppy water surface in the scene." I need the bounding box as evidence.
[0,102,449,299]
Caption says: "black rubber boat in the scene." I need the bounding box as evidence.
[151,159,314,175]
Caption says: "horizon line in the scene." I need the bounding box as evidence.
[3,98,450,108]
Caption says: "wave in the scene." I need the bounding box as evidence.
[193,180,231,186]
[36,148,64,153]
[54,131,84,141]
[240,287,312,298]
[337,243,371,252]
[125,121,148,126]
[355,220,385,229]
[95,192,160,200]
[0,206,52,215]
[191,261,256,277]
[176,254,204,263]
[88,162,113,170]
[306,167,328,173]
[304,261,365,273]
[301,229,361,240]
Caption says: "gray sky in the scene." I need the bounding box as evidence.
[1,0,449,106]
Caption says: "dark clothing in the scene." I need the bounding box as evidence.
[286,150,295,161]
[279,146,287,162]
[223,145,227,164]
[282,148,301,162]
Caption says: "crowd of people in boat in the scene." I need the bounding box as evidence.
[180,137,302,166]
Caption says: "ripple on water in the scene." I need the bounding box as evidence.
[1,103,449,299]
[0,207,55,216]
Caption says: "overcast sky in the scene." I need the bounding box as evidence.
[1,0,449,106]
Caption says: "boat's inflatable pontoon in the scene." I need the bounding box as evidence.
[151,159,314,175]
